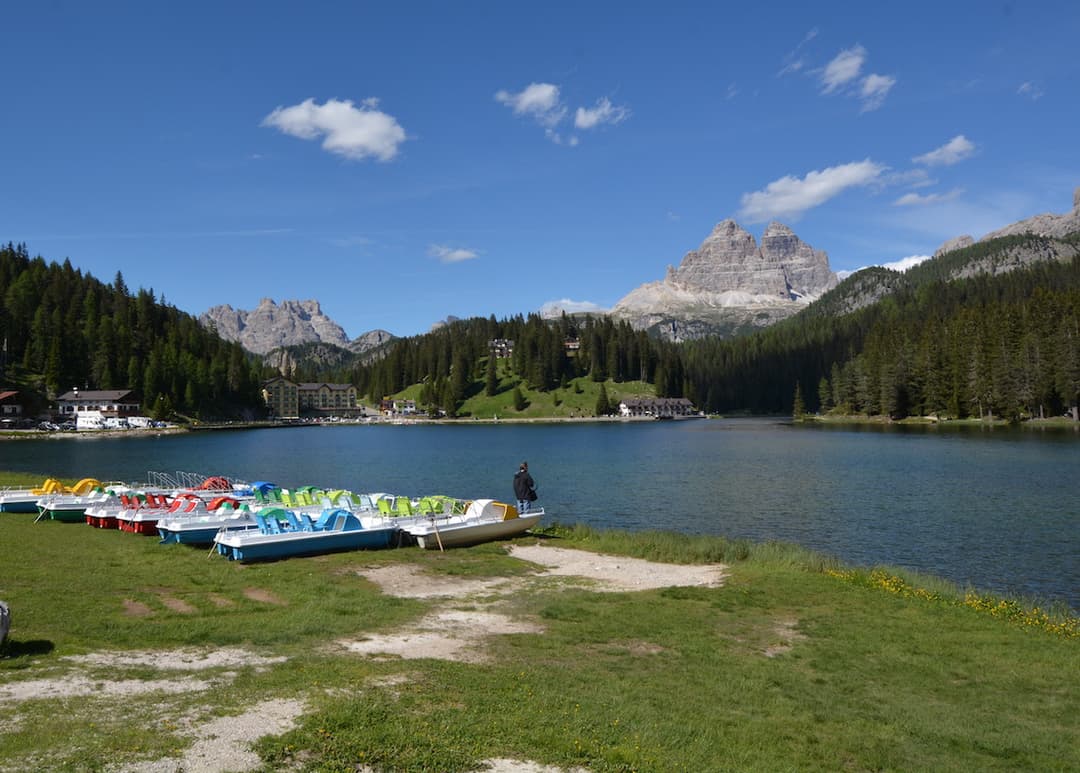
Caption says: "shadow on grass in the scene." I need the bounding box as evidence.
[1,638,55,658]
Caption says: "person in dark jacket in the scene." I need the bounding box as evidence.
[513,461,536,513]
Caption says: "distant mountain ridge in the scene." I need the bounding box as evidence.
[199,298,394,356]
[609,219,838,340]
[934,187,1080,256]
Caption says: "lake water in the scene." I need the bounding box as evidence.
[3,419,1078,611]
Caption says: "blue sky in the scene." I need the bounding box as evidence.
[3,1,1078,338]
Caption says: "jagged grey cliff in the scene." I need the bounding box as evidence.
[199,298,394,356]
[610,219,838,340]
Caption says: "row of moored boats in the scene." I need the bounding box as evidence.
[0,474,544,560]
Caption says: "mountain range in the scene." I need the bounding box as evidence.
[200,187,1079,356]
[199,298,394,357]
[609,219,838,340]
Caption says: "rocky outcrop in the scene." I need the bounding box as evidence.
[933,235,974,258]
[611,219,837,340]
[979,187,1080,241]
[200,299,394,356]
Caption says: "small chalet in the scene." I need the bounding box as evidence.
[489,339,514,359]
[0,390,22,417]
[56,389,140,419]
[619,397,697,418]
[380,398,417,416]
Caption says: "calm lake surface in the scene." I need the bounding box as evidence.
[4,419,1078,611]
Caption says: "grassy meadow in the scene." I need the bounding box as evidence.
[0,472,1077,772]
[397,365,657,420]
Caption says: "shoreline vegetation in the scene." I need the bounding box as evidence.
[1,472,1076,770]
[2,410,1078,440]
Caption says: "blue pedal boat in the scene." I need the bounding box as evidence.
[214,508,400,561]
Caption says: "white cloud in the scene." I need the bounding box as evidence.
[1017,81,1044,100]
[885,168,934,188]
[817,46,897,110]
[893,188,963,207]
[428,244,479,264]
[837,254,931,281]
[574,97,630,129]
[821,45,866,93]
[261,98,407,162]
[540,299,607,317]
[330,235,375,248]
[883,254,931,271]
[778,27,819,77]
[497,83,628,145]
[495,82,567,127]
[725,83,739,100]
[859,73,896,112]
[913,135,976,166]
[738,160,886,223]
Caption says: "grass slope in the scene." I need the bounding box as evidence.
[0,476,1076,772]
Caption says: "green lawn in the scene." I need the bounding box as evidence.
[1,475,1076,772]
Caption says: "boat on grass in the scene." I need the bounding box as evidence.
[214,508,400,561]
[0,478,78,513]
[35,480,111,523]
[401,499,543,549]
[157,500,258,545]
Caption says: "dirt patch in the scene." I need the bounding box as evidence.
[0,674,217,702]
[243,587,287,605]
[508,545,727,591]
[340,608,542,663]
[206,593,236,608]
[606,640,669,656]
[480,760,589,773]
[358,564,520,598]
[66,647,287,672]
[347,547,726,664]
[158,595,197,614]
[113,698,305,773]
[123,599,154,617]
[763,618,805,658]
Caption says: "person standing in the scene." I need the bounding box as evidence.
[513,461,536,514]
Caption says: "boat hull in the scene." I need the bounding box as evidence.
[86,514,119,529]
[158,517,258,545]
[38,505,92,523]
[0,498,40,513]
[413,512,543,549]
[214,525,399,562]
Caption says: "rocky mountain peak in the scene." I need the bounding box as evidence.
[761,221,795,238]
[613,218,838,340]
[199,298,393,356]
[934,235,975,258]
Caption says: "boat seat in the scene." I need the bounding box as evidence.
[313,509,338,530]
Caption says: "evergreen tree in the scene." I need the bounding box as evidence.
[485,355,498,396]
[595,383,611,416]
[792,381,805,420]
